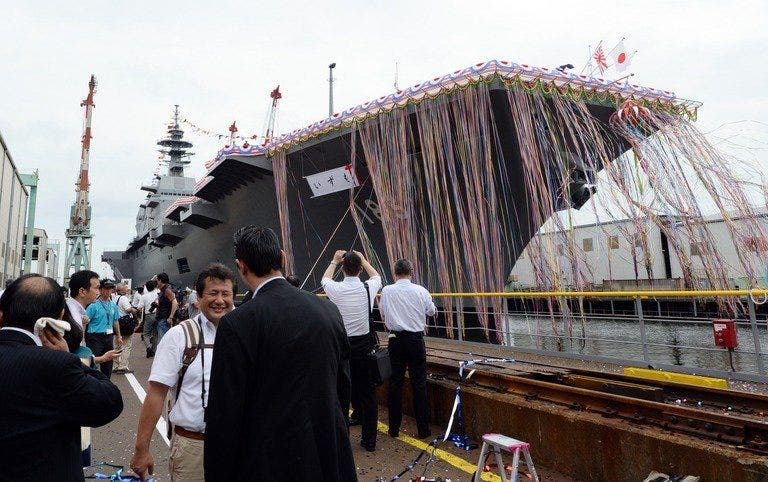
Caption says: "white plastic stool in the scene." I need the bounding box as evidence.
[473,433,539,482]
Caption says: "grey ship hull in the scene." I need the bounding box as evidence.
[104,175,279,290]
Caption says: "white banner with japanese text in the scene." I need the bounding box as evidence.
[305,164,359,198]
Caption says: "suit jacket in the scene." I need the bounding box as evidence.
[205,278,357,481]
[0,329,124,482]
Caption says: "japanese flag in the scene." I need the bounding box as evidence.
[609,41,631,72]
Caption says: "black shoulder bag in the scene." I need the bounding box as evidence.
[116,296,138,335]
[364,281,391,385]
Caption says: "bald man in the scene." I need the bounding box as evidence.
[0,274,123,481]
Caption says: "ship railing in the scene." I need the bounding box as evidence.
[412,289,768,382]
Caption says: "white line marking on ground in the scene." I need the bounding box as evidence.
[125,372,171,447]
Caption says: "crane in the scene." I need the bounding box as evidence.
[64,75,96,285]
[262,86,281,144]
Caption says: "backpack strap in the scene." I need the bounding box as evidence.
[167,318,204,439]
[175,319,201,402]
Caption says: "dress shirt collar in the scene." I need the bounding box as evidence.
[196,312,216,329]
[395,278,412,285]
[66,297,87,317]
[65,298,87,329]
[252,275,285,298]
[0,327,42,346]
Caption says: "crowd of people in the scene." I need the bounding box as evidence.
[0,225,437,482]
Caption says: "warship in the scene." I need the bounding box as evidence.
[103,60,697,301]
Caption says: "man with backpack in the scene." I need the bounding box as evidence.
[130,264,235,482]
[154,272,178,343]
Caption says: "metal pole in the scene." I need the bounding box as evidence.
[636,297,650,363]
[747,295,765,375]
[328,62,336,118]
[456,297,464,341]
[502,295,511,346]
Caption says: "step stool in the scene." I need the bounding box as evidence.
[473,433,539,482]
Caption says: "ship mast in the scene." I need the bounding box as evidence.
[157,105,193,177]
[64,75,96,285]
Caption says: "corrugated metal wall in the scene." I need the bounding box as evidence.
[0,133,29,285]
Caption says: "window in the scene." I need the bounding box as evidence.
[746,236,767,253]
[608,235,619,250]
[690,242,703,256]
[583,238,594,252]
[177,257,190,274]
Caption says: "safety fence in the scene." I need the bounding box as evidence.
[417,289,768,382]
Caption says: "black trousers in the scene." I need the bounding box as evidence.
[348,334,377,446]
[85,332,114,378]
[387,331,430,436]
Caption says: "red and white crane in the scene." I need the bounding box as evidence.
[64,75,96,284]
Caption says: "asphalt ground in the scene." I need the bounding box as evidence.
[91,334,576,481]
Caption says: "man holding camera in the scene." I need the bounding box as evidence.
[322,249,381,452]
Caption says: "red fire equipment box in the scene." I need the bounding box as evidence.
[712,319,738,348]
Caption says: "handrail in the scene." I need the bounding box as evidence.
[430,289,768,298]
[313,288,768,299]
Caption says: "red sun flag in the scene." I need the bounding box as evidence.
[609,40,631,72]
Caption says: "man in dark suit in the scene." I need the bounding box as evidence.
[205,226,357,481]
[0,274,123,482]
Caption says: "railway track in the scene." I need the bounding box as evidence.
[425,347,768,456]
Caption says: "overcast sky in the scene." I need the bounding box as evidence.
[0,1,766,279]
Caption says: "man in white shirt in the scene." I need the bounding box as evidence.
[321,249,381,452]
[130,264,236,482]
[379,258,436,439]
[65,270,101,330]
[138,280,160,358]
[113,282,137,374]
[186,288,200,319]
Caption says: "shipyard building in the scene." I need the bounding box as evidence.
[22,228,60,282]
[510,210,768,290]
[0,132,30,284]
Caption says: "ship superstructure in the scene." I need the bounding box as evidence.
[105,106,197,280]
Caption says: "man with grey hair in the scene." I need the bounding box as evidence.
[378,258,436,439]
[113,282,137,374]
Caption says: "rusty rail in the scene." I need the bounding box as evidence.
[426,353,768,455]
